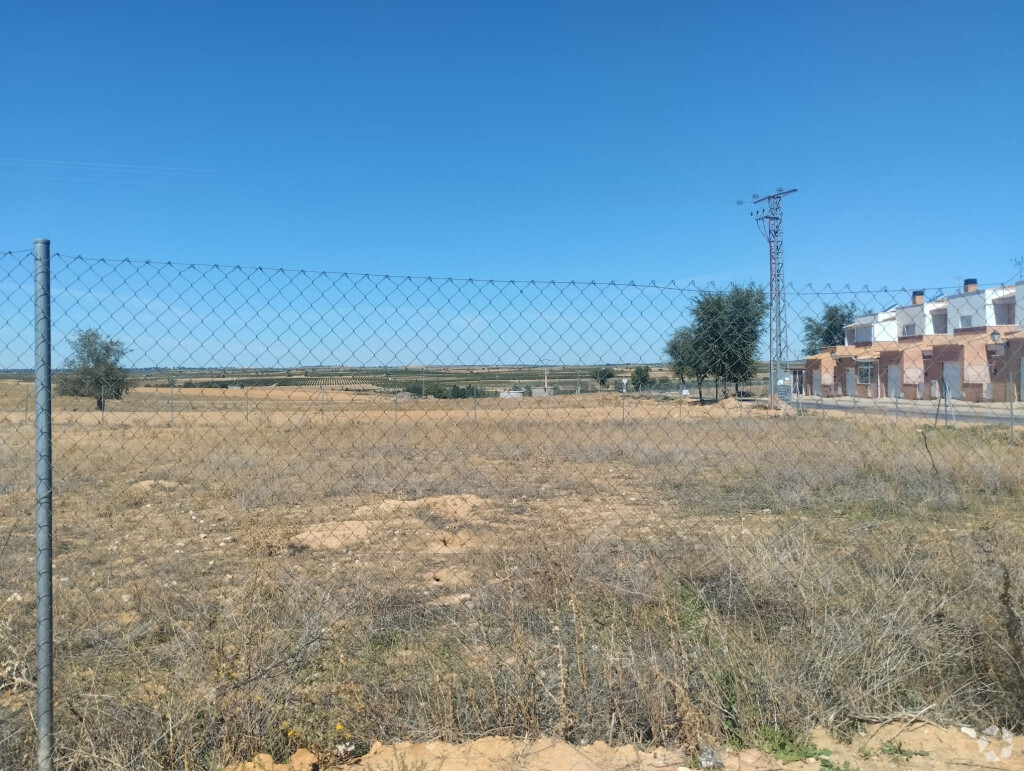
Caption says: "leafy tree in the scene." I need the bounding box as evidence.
[449,384,482,399]
[630,365,652,391]
[58,329,134,410]
[665,326,709,401]
[665,284,768,401]
[802,302,858,355]
[592,365,617,387]
[718,284,768,394]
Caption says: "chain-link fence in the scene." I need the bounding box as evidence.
[2,248,1023,769]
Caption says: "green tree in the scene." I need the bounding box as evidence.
[630,365,652,391]
[592,365,617,387]
[718,284,768,394]
[802,302,858,355]
[58,329,134,410]
[666,284,768,401]
[664,326,709,402]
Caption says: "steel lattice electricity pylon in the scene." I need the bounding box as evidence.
[750,188,797,406]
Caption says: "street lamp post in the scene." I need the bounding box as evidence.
[991,331,1014,444]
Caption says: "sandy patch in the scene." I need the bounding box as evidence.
[425,566,474,586]
[291,520,377,550]
[353,736,725,770]
[291,495,491,554]
[123,479,178,495]
[115,479,179,506]
[226,749,317,771]
[795,720,1024,770]
[426,592,473,607]
[228,721,1024,771]
[380,494,485,515]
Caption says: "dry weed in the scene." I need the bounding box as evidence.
[0,381,1022,768]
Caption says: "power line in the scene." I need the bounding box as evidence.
[739,188,797,406]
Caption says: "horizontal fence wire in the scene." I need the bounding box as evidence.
[1,249,1023,768]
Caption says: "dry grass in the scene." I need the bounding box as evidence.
[2,380,1024,769]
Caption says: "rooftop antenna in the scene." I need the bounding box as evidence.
[739,188,797,407]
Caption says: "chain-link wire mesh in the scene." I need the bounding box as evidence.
[2,251,1024,768]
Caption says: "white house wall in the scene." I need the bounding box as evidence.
[894,304,926,337]
[847,310,897,343]
[844,283,1021,349]
[887,297,953,338]
[946,291,991,329]
[875,318,898,341]
[922,300,949,335]
[988,286,1015,326]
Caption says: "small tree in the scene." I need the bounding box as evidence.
[58,329,134,410]
[630,365,651,391]
[802,302,858,355]
[719,284,768,395]
[592,365,617,387]
[665,326,708,402]
[666,283,768,402]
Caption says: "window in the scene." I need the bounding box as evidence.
[857,361,875,385]
[931,312,947,334]
[902,323,916,336]
[959,315,973,329]
[853,326,872,343]
[995,302,1015,325]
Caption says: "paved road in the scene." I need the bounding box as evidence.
[760,396,1023,427]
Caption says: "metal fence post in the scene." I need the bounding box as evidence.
[34,238,54,771]
[1010,372,1015,445]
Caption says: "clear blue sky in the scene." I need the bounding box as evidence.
[3,1,1022,292]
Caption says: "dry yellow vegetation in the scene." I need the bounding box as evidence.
[1,377,1023,769]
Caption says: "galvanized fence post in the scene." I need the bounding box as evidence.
[34,238,54,771]
[1010,372,1016,445]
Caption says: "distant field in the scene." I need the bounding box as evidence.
[3,363,697,392]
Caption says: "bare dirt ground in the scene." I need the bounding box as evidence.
[2,379,1024,769]
[229,721,1024,770]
